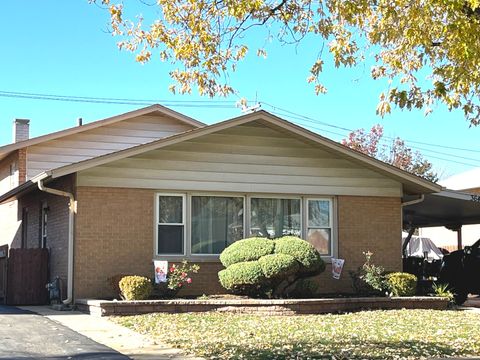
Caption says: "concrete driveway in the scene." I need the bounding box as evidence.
[0,305,129,360]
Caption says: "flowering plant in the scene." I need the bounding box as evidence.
[154,260,200,298]
[167,260,200,291]
[360,251,388,294]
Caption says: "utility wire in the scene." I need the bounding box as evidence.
[261,101,480,154]
[0,90,236,108]
[1,89,477,152]
[272,112,480,168]
[2,89,479,167]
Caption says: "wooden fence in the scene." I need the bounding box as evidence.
[6,248,49,305]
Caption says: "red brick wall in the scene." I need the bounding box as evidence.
[74,187,402,299]
[18,148,26,184]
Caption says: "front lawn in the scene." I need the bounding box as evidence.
[113,309,480,359]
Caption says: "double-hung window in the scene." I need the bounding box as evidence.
[191,196,244,254]
[155,193,334,258]
[306,199,333,255]
[157,195,185,255]
[250,197,301,239]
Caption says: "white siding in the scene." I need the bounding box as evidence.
[77,121,402,197]
[0,200,20,247]
[26,115,195,179]
[0,158,17,196]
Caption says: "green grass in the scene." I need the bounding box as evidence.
[113,309,480,359]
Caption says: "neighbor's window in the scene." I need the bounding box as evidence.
[157,195,185,255]
[40,202,48,249]
[191,196,244,254]
[307,199,332,255]
[250,198,301,238]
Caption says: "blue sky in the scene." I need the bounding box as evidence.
[1,0,479,179]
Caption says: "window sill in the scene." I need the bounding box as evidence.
[153,254,334,264]
[153,255,221,263]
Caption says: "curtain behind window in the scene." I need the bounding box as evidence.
[191,196,243,254]
[250,198,301,239]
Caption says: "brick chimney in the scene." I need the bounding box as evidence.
[12,119,30,143]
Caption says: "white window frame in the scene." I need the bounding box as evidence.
[248,195,303,239]
[155,193,186,256]
[153,192,337,261]
[190,194,246,256]
[40,202,48,249]
[305,198,334,257]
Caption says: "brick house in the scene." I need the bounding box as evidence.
[0,105,442,302]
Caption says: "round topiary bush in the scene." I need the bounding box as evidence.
[119,275,152,300]
[258,253,299,279]
[386,272,417,296]
[219,237,275,267]
[274,236,325,274]
[218,236,325,297]
[218,261,266,295]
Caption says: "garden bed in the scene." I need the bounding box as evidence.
[76,296,448,317]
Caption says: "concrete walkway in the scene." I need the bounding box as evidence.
[20,306,203,360]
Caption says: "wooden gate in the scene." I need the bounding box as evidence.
[6,248,49,305]
[0,245,7,304]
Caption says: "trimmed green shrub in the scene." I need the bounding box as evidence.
[386,272,417,296]
[258,253,299,279]
[119,275,152,300]
[218,236,325,297]
[289,278,319,298]
[218,261,266,295]
[107,273,133,299]
[219,237,274,267]
[274,236,325,273]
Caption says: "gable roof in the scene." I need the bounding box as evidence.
[28,110,442,196]
[0,104,205,161]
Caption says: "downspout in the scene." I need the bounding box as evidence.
[38,179,75,305]
[401,195,425,257]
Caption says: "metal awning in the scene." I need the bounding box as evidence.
[403,189,480,228]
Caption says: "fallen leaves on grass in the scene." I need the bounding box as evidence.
[113,309,480,359]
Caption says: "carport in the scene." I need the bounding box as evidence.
[402,189,480,252]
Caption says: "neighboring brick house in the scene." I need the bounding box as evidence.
[0,105,442,302]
